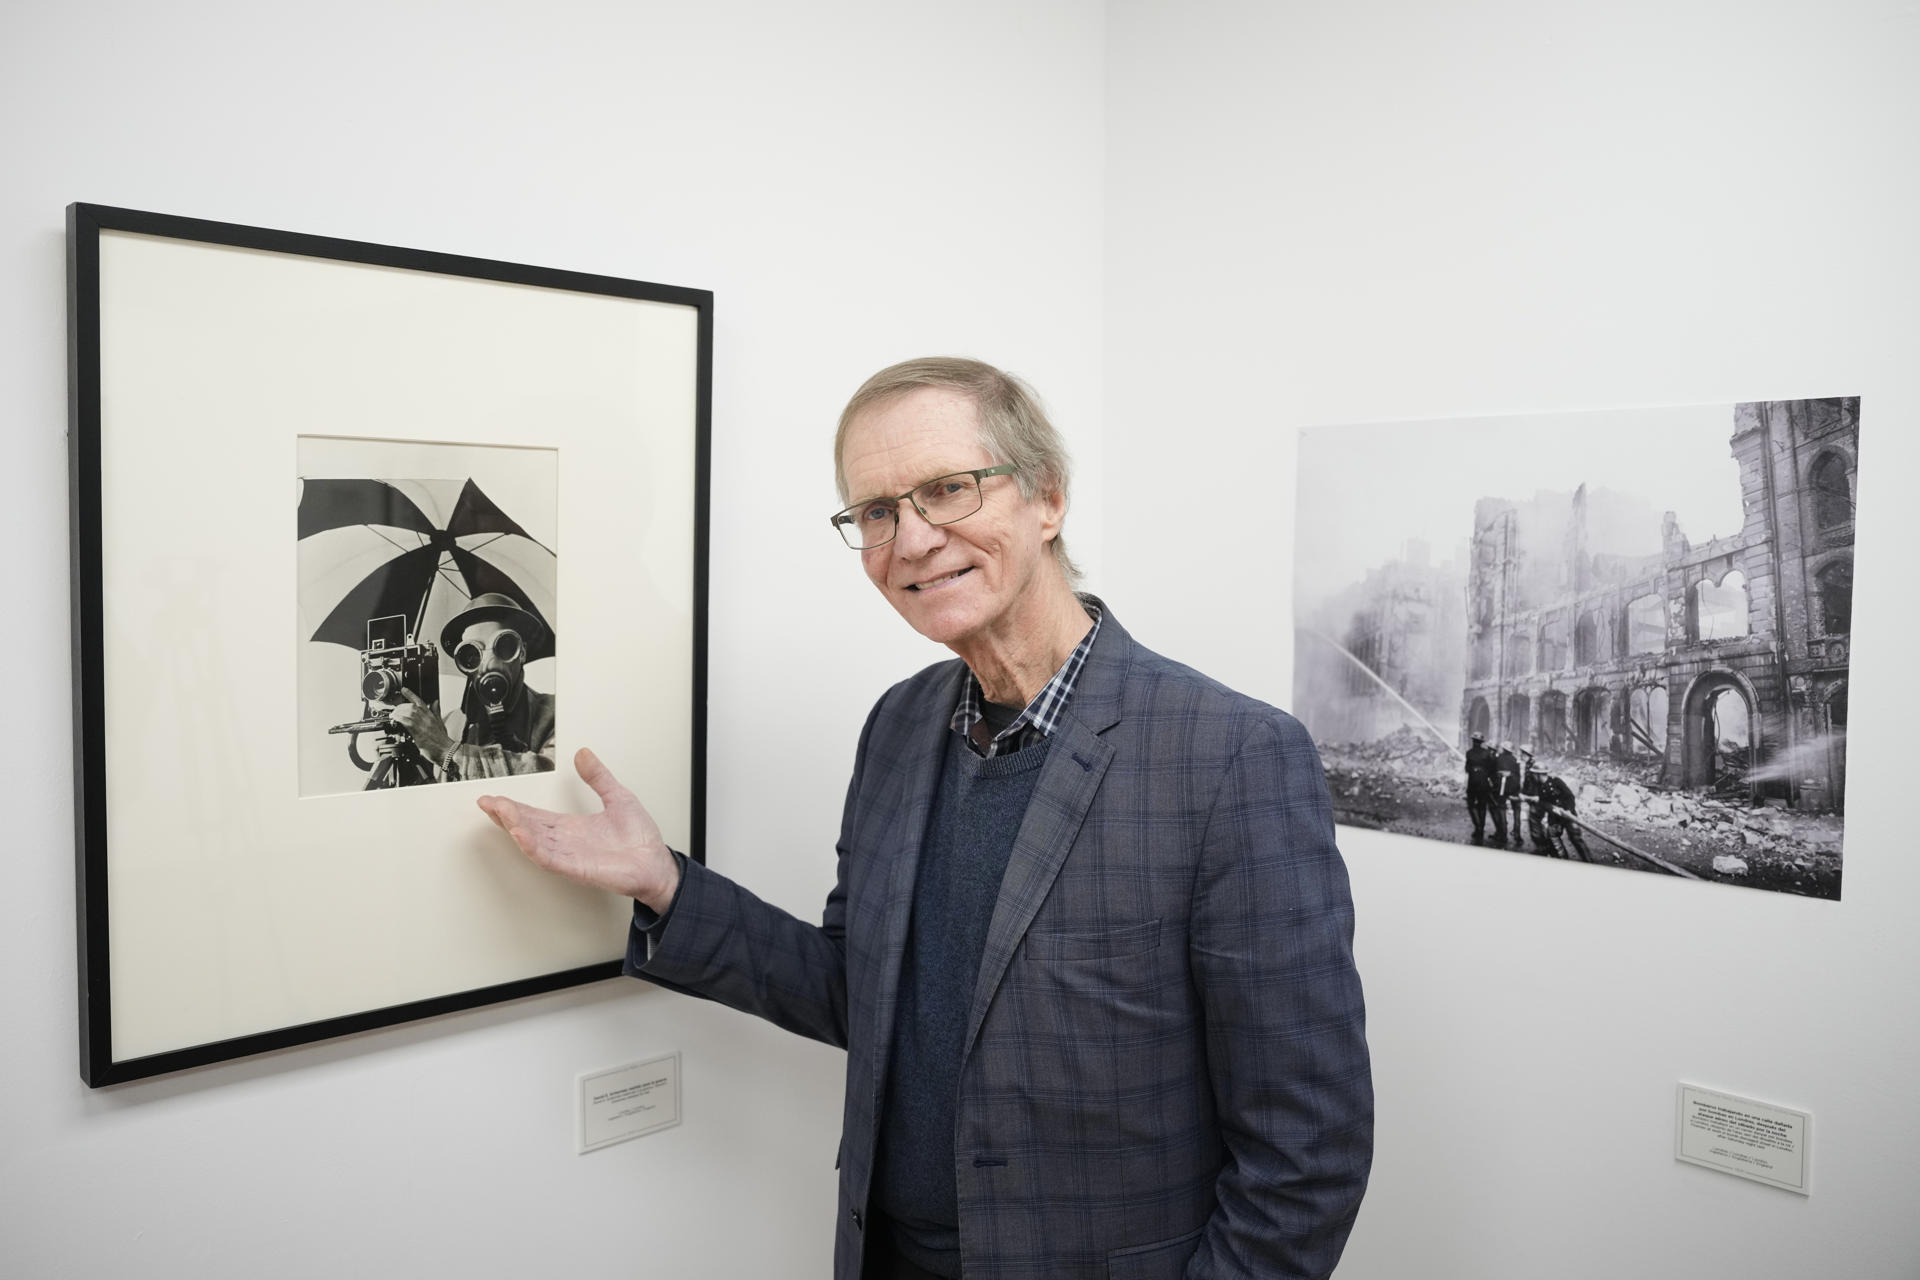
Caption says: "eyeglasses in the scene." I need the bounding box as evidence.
[828,465,1019,550]
[453,629,523,672]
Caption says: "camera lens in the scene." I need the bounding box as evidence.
[361,668,400,702]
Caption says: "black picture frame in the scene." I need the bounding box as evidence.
[69,203,711,1086]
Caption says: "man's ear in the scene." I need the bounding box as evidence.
[1038,487,1068,542]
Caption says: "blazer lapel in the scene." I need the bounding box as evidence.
[960,612,1132,1062]
[867,661,967,1113]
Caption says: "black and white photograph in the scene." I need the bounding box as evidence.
[68,204,707,1084]
[297,437,560,797]
[1293,397,1858,899]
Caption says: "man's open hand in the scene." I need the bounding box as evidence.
[477,747,681,911]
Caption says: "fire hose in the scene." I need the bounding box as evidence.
[1303,628,1704,880]
[1524,797,1701,879]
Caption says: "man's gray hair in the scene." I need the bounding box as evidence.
[834,356,1081,583]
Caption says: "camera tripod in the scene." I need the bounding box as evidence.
[363,734,436,789]
[333,713,438,789]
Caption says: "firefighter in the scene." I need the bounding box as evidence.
[1495,740,1524,849]
[1464,731,1504,846]
[1521,748,1592,862]
[1519,748,1552,854]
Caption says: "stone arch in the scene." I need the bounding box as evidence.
[1808,448,1855,530]
[1467,696,1492,744]
[1572,686,1611,756]
[1680,668,1760,795]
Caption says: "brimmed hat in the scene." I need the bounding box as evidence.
[1470,731,1486,742]
[440,592,553,661]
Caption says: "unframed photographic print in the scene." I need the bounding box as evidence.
[297,436,559,797]
[1293,397,1857,898]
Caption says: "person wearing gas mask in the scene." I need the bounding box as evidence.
[388,592,556,780]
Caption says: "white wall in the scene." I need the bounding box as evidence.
[1105,2,1919,1277]
[0,2,1105,1275]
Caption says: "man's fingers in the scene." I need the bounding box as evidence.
[402,688,428,706]
[479,798,568,868]
[574,747,628,806]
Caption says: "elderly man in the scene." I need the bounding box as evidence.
[479,358,1371,1279]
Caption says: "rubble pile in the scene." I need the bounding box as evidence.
[1326,726,1456,776]
[1322,726,1460,802]
[1554,752,1665,792]
[1570,776,1844,863]
[1320,729,1843,897]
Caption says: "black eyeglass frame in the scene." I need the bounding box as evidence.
[828,464,1020,550]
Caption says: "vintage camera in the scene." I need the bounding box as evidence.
[327,615,443,788]
[357,614,439,721]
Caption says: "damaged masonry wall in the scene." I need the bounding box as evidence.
[1458,398,1857,812]
[1305,542,1467,745]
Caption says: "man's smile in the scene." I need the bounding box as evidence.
[906,567,973,592]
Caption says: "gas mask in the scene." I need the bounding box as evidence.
[454,621,527,738]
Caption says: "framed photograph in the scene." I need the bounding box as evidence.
[68,203,711,1085]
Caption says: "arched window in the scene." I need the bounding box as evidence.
[1703,685,1752,789]
[1538,690,1569,752]
[1537,617,1568,672]
[1694,571,1749,640]
[1625,594,1665,654]
[1504,627,1532,678]
[1810,453,1852,530]
[1628,684,1669,757]
[1504,693,1530,744]
[1574,611,1601,666]
[1818,559,1853,634]
[1573,687,1611,755]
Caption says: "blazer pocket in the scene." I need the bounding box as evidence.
[1026,918,1161,962]
[1107,1226,1204,1279]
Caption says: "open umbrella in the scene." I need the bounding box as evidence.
[297,477,557,666]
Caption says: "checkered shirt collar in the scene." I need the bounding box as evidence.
[950,595,1104,758]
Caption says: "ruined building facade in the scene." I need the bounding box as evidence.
[1458,398,1856,811]
[1296,542,1466,745]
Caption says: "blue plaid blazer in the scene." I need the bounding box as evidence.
[631,607,1372,1278]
